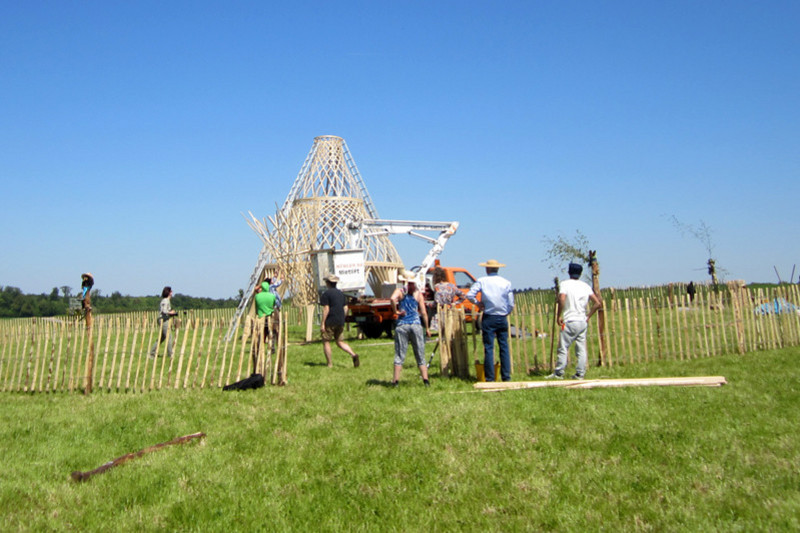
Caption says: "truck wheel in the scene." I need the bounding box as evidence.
[360,323,384,339]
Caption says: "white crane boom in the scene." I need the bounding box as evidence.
[346,218,459,285]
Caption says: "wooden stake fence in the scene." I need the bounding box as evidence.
[2,285,799,392]
[0,308,285,393]
[507,283,800,375]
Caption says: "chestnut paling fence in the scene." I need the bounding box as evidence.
[1,284,799,393]
[504,283,800,375]
[0,306,303,394]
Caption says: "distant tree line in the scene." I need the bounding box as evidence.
[0,286,239,318]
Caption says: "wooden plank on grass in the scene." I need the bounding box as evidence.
[474,375,727,391]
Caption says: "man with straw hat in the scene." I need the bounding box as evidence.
[320,273,360,368]
[389,270,431,387]
[466,259,514,382]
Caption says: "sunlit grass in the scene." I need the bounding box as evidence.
[0,337,798,531]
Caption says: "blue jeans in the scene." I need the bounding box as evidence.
[481,314,510,382]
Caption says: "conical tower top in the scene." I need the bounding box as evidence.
[281,135,379,218]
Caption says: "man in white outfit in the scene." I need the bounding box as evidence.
[548,262,603,380]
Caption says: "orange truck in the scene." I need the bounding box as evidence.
[346,262,481,338]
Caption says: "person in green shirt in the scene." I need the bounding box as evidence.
[255,281,277,318]
[254,281,277,342]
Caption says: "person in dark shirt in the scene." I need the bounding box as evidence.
[320,274,359,368]
[687,281,697,302]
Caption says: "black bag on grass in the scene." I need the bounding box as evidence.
[223,373,265,391]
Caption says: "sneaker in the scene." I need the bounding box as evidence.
[423,379,430,387]
[570,374,584,380]
[352,354,360,368]
[391,380,398,387]
[545,373,564,380]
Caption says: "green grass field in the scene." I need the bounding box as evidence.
[1,334,798,532]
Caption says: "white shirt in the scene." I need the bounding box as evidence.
[559,278,594,322]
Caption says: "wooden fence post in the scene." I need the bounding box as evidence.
[83,289,94,394]
[305,304,315,343]
[729,283,745,354]
[549,278,559,371]
[529,309,540,372]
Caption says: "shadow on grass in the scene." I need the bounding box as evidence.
[366,379,398,388]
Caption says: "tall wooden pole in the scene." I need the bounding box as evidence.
[549,277,559,371]
[708,258,719,286]
[588,251,607,367]
[84,293,94,394]
[81,273,95,394]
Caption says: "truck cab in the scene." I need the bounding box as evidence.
[423,263,481,321]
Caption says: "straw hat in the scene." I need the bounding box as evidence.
[398,270,418,283]
[324,273,340,283]
[478,259,506,268]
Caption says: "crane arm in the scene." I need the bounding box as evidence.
[346,218,459,285]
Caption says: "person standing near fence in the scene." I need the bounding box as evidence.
[320,274,360,368]
[255,281,277,338]
[466,259,514,382]
[149,286,178,358]
[430,266,464,330]
[265,271,282,309]
[548,262,603,380]
[266,272,283,342]
[390,271,431,387]
[433,267,464,305]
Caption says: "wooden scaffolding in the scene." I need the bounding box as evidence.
[227,135,404,339]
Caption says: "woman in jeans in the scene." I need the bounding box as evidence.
[149,286,178,358]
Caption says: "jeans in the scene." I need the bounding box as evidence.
[149,319,174,357]
[394,323,426,367]
[555,321,588,377]
[481,314,510,382]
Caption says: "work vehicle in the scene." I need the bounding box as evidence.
[312,217,482,338]
[346,261,481,338]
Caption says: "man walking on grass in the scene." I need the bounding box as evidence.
[320,274,360,368]
[548,262,603,380]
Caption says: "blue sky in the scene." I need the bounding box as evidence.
[1,1,798,299]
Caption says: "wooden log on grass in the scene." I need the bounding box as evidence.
[71,432,206,482]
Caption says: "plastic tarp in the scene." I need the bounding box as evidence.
[753,297,799,315]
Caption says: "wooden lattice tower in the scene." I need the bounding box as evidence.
[228,135,404,339]
[280,135,403,291]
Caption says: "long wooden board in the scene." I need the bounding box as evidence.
[474,375,727,392]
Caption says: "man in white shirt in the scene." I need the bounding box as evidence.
[548,262,603,380]
[466,259,514,382]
